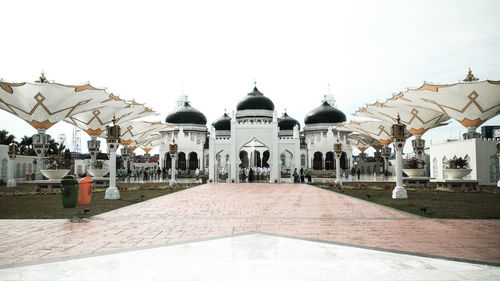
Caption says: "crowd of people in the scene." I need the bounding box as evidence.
[239,167,270,182]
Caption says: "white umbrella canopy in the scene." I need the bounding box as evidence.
[118,121,172,146]
[354,99,450,136]
[348,133,383,151]
[338,120,396,145]
[0,73,117,130]
[139,135,163,154]
[64,98,158,137]
[394,78,500,131]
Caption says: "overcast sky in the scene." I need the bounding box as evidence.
[1,0,499,155]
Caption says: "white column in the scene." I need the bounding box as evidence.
[335,152,342,185]
[392,141,408,199]
[105,146,120,199]
[170,153,176,185]
[7,156,16,187]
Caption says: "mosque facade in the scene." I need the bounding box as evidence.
[158,86,352,183]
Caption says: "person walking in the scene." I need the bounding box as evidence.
[300,168,305,183]
[293,168,299,183]
[357,168,361,180]
[306,168,312,183]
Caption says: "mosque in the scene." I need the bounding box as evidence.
[158,85,351,183]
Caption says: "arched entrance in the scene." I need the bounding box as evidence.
[164,153,172,170]
[313,152,323,170]
[188,152,198,170]
[178,152,186,171]
[239,138,270,183]
[325,152,334,170]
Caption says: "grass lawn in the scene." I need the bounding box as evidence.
[319,185,500,219]
[0,182,197,219]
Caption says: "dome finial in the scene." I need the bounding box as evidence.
[36,70,48,83]
[463,67,479,82]
[253,79,257,90]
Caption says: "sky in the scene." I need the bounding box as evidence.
[1,0,499,155]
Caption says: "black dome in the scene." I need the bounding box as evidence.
[212,113,231,130]
[304,101,346,124]
[236,87,275,111]
[278,112,300,130]
[165,102,207,125]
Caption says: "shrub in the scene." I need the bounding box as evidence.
[43,155,65,169]
[446,156,468,169]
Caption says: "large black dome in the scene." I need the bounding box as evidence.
[304,101,346,124]
[212,113,231,130]
[278,112,300,130]
[165,102,207,125]
[236,87,275,111]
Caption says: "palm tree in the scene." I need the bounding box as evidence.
[0,130,16,145]
[19,135,35,156]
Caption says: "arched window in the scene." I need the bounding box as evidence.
[432,157,438,178]
[15,163,21,178]
[442,156,448,179]
[300,154,306,167]
[239,151,249,168]
[1,158,7,181]
[262,150,270,168]
[22,163,27,175]
[489,155,500,183]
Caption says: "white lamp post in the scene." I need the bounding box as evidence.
[169,139,178,186]
[334,138,342,185]
[32,129,50,179]
[381,145,392,176]
[391,114,408,199]
[7,143,17,188]
[105,117,121,200]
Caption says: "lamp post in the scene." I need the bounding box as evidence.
[32,129,50,179]
[7,143,17,187]
[334,138,342,185]
[381,145,392,177]
[496,141,500,187]
[169,139,178,185]
[391,114,408,199]
[87,136,101,167]
[120,146,131,173]
[105,117,121,200]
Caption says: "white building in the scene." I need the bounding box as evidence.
[430,138,499,185]
[158,86,352,183]
[0,144,37,183]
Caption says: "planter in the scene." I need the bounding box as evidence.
[40,169,70,180]
[88,168,109,178]
[443,169,472,180]
[402,169,426,177]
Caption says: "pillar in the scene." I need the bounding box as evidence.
[392,140,408,199]
[7,153,16,188]
[104,142,120,200]
[335,152,342,185]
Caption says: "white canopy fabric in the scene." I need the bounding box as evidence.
[119,121,172,147]
[0,80,115,130]
[347,133,383,151]
[394,80,500,130]
[338,120,395,145]
[354,100,450,135]
[65,98,157,137]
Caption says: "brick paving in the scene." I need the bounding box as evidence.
[1,183,499,266]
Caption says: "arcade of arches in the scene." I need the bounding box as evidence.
[162,151,200,171]
[312,151,348,170]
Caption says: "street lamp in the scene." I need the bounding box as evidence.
[105,117,121,200]
[496,141,500,187]
[391,114,408,199]
[381,146,392,176]
[7,143,17,187]
[169,138,178,185]
[87,137,101,167]
[334,138,342,185]
[32,130,50,179]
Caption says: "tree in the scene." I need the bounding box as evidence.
[19,135,35,156]
[0,130,16,145]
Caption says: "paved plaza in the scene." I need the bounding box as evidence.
[1,183,499,279]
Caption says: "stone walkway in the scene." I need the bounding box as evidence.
[1,183,499,267]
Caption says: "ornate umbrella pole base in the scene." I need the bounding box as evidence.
[392,186,408,199]
[104,187,120,200]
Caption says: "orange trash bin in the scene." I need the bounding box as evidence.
[78,176,94,206]
[25,172,30,181]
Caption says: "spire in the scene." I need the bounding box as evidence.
[36,71,48,83]
[463,67,479,82]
